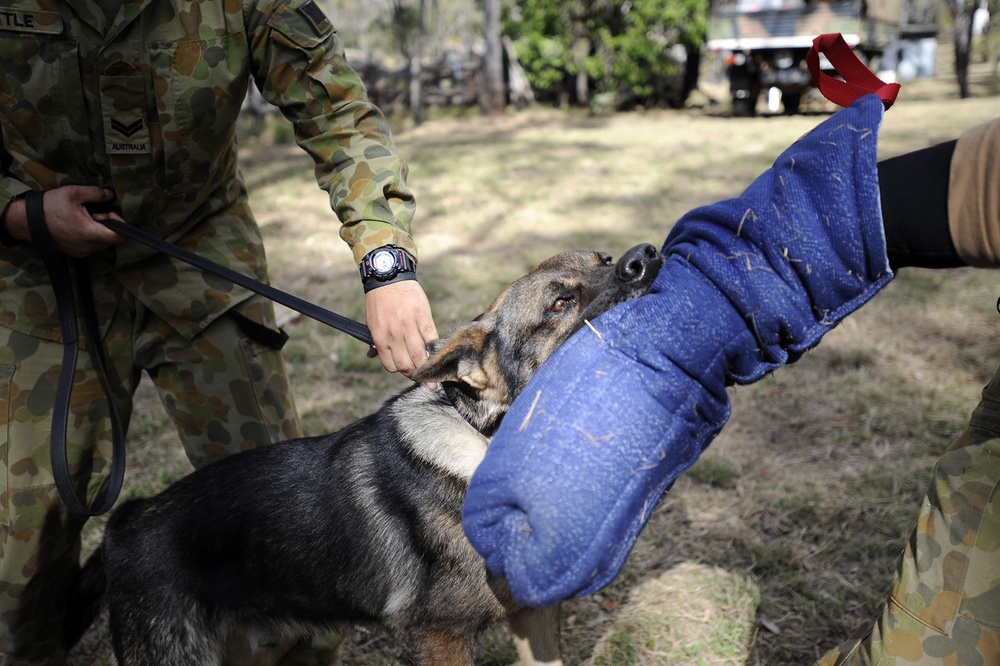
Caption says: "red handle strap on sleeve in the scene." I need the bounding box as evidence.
[806,33,901,109]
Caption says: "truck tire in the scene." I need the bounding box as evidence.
[732,95,756,117]
[781,92,801,115]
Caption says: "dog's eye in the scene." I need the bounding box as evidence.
[552,298,571,313]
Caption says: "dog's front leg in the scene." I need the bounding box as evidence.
[508,604,562,666]
[222,630,298,666]
[405,629,476,666]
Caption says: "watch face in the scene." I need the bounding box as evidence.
[372,249,397,275]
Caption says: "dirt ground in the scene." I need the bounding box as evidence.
[71,45,1000,665]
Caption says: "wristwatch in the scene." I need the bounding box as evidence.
[359,246,416,291]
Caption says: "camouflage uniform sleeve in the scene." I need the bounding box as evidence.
[244,0,418,266]
[0,130,31,227]
[0,179,31,226]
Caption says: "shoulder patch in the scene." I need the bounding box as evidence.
[266,0,334,50]
[298,0,330,34]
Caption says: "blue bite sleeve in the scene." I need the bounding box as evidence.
[463,95,894,607]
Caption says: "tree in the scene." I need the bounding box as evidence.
[504,0,707,109]
[385,0,428,122]
[409,0,429,124]
[502,1,578,106]
[598,0,706,108]
[944,0,978,97]
[332,0,483,116]
[482,0,505,113]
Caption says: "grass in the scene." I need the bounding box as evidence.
[590,563,759,665]
[70,42,1000,665]
[687,457,743,489]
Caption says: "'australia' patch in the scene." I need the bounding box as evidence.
[101,75,151,155]
[105,116,149,154]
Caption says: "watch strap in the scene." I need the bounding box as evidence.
[362,270,417,293]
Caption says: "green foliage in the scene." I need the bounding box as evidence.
[504,0,708,109]
[688,456,743,489]
[502,2,576,97]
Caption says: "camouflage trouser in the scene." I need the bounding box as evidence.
[817,370,1000,665]
[0,279,306,662]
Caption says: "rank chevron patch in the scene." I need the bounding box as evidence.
[110,117,144,138]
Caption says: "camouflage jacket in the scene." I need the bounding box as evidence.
[0,0,416,340]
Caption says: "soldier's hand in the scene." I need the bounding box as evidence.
[364,280,438,379]
[1,186,124,257]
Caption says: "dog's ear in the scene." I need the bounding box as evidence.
[412,323,490,389]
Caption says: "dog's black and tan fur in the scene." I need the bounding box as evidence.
[65,245,663,666]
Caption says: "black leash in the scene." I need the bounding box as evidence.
[99,218,374,347]
[26,195,373,516]
[25,192,126,517]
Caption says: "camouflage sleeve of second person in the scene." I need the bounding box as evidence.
[243,0,417,265]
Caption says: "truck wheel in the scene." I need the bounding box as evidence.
[781,92,802,115]
[731,95,755,117]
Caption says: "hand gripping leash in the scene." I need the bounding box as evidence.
[25,191,127,517]
[25,193,373,516]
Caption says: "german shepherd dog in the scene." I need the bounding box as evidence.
[65,244,664,666]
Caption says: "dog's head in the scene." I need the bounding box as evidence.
[412,243,664,436]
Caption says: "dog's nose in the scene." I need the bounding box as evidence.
[615,243,662,285]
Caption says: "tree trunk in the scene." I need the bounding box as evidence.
[409,0,428,124]
[946,0,976,98]
[481,0,505,114]
[503,35,535,109]
[574,39,589,106]
[409,53,424,124]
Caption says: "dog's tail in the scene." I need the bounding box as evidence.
[62,547,106,651]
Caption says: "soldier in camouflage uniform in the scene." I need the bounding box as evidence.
[0,0,438,663]
[815,118,1000,664]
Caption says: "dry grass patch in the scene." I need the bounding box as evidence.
[589,563,758,665]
